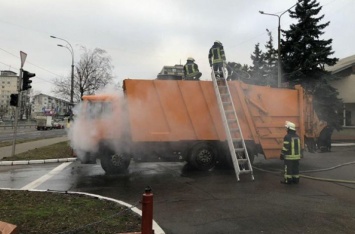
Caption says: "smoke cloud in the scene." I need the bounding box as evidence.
[67,85,125,162]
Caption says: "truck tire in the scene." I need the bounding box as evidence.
[188,142,217,171]
[100,148,131,174]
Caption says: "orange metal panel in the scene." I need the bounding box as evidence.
[229,84,304,159]
[124,80,225,142]
[123,79,308,159]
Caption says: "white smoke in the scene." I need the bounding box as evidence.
[67,85,124,161]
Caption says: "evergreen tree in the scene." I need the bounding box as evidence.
[263,29,278,87]
[250,43,265,85]
[280,0,342,129]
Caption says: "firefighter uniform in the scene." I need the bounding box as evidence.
[183,57,202,80]
[226,62,239,81]
[208,41,226,78]
[280,121,301,184]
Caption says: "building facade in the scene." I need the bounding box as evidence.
[31,93,71,119]
[157,64,184,80]
[0,70,19,120]
[327,55,355,127]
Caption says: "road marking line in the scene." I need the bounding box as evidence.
[21,162,73,190]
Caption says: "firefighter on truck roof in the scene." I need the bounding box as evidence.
[183,57,202,81]
[208,40,226,78]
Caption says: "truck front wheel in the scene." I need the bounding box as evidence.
[100,148,131,174]
[188,143,217,171]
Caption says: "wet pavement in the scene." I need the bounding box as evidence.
[57,147,355,233]
[1,146,355,233]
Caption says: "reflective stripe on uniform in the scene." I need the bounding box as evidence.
[285,137,301,160]
[186,64,198,77]
[212,48,223,64]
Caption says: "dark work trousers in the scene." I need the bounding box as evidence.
[185,72,202,81]
[284,159,300,183]
[213,63,224,78]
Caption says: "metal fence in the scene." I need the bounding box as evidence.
[0,124,37,130]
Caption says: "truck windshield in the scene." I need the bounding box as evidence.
[85,101,113,119]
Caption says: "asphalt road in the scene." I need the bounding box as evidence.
[1,146,355,233]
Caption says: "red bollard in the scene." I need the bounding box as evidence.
[141,186,154,234]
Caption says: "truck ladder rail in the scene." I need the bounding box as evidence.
[211,68,254,181]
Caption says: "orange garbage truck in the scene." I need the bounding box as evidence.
[70,79,324,174]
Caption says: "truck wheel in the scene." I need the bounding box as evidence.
[100,148,131,174]
[188,143,217,171]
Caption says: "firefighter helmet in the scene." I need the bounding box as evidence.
[215,40,222,45]
[187,57,195,62]
[285,121,296,131]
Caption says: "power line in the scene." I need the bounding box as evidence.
[0,47,65,78]
[0,59,61,86]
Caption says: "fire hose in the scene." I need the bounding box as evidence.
[253,160,355,184]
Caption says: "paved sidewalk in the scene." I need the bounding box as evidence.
[0,136,68,160]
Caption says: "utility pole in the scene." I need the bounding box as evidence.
[50,35,74,106]
[11,51,26,157]
[259,0,301,87]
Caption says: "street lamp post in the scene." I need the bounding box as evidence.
[259,1,300,88]
[50,35,74,105]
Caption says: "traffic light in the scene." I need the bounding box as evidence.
[10,94,19,107]
[22,69,35,91]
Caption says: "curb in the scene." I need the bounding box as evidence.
[0,188,165,234]
[332,143,355,147]
[0,158,77,166]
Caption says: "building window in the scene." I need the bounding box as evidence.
[341,104,355,127]
[345,110,352,126]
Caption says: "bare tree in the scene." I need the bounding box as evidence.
[53,47,114,102]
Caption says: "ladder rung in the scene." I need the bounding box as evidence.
[239,170,252,174]
[238,159,248,163]
[235,148,245,153]
[221,97,230,101]
[227,119,236,123]
[221,98,231,102]
[218,84,227,87]
[232,137,242,142]
[230,128,240,132]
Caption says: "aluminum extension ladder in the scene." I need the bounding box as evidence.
[211,68,254,181]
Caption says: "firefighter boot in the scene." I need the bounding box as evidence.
[280,179,292,185]
[292,178,300,184]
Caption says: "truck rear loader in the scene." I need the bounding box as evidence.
[71,78,323,176]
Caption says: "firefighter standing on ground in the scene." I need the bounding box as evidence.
[280,121,302,184]
[208,40,226,78]
[183,57,202,80]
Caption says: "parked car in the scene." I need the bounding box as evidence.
[52,122,65,129]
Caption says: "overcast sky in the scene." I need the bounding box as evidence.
[1,0,354,96]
